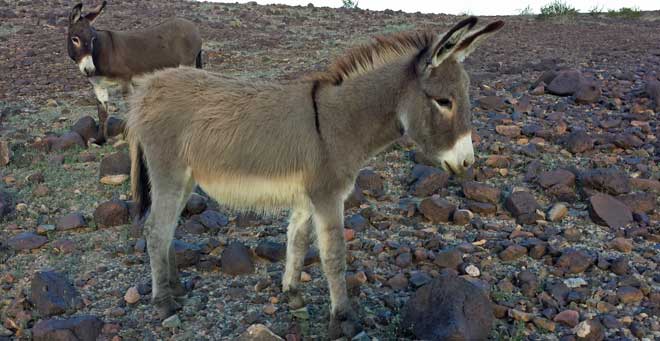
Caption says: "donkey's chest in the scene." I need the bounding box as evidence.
[196,173,308,211]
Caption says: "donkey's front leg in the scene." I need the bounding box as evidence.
[89,78,109,143]
[282,205,313,309]
[312,199,361,339]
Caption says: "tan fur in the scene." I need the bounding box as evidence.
[127,17,504,336]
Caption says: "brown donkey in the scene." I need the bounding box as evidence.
[128,17,503,338]
[67,1,202,143]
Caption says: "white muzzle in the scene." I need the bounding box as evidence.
[78,55,96,76]
[435,132,475,175]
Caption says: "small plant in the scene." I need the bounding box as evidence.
[518,5,534,16]
[607,7,642,19]
[589,5,604,15]
[538,1,578,19]
[341,0,359,9]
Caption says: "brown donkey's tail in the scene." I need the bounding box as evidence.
[195,50,203,69]
[130,139,151,218]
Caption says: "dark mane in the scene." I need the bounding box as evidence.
[311,30,437,85]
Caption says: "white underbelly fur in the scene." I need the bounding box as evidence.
[196,173,308,212]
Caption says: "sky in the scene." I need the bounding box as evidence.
[212,0,659,16]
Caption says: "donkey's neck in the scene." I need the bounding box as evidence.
[92,30,115,77]
[317,58,413,168]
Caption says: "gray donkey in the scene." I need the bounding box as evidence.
[127,17,503,338]
[67,1,202,143]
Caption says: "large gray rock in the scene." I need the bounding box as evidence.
[402,272,494,340]
[588,194,633,228]
[32,315,103,341]
[31,271,83,316]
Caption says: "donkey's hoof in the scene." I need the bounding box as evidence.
[328,311,362,340]
[154,297,182,320]
[286,290,306,310]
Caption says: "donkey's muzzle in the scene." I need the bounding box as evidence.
[435,132,475,176]
[78,55,96,77]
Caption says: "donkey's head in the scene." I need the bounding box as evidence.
[399,18,503,175]
[67,1,107,77]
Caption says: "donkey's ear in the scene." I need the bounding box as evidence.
[452,20,504,62]
[70,3,83,24]
[420,16,478,71]
[84,1,107,24]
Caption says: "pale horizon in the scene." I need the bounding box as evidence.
[202,0,659,16]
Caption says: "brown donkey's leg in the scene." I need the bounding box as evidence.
[282,204,313,309]
[144,165,192,319]
[312,198,361,338]
[91,80,109,144]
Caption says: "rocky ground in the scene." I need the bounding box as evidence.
[1,0,660,340]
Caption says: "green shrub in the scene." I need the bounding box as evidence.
[341,0,359,9]
[607,7,642,18]
[518,5,534,16]
[538,1,578,18]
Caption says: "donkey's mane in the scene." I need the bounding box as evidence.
[313,30,437,85]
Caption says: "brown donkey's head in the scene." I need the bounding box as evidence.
[67,1,106,77]
[399,17,504,175]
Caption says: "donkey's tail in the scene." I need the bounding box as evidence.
[195,50,203,69]
[130,138,151,218]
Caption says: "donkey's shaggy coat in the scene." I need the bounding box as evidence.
[128,17,503,338]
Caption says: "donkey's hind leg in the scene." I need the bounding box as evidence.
[169,179,196,299]
[282,203,313,309]
[144,166,192,319]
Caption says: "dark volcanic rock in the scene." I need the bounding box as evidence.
[409,164,449,197]
[538,169,575,189]
[32,315,103,341]
[185,193,208,215]
[617,192,656,214]
[434,248,463,269]
[356,169,384,197]
[31,271,83,316]
[588,194,633,228]
[477,95,508,111]
[56,213,86,230]
[198,210,229,230]
[556,249,594,274]
[580,168,630,195]
[547,69,583,96]
[173,240,202,268]
[462,181,501,204]
[8,232,48,250]
[402,272,494,340]
[51,132,85,151]
[565,131,594,153]
[419,195,456,223]
[221,242,254,275]
[93,200,129,228]
[574,81,601,104]
[465,200,497,215]
[99,152,130,178]
[105,116,125,138]
[71,116,97,143]
[505,191,540,218]
[255,241,286,262]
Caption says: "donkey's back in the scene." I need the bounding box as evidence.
[128,66,322,211]
[112,18,202,75]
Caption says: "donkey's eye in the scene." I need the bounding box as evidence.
[434,98,453,109]
[71,37,80,46]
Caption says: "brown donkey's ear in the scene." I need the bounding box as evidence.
[452,20,505,62]
[419,16,477,71]
[84,1,107,24]
[70,3,83,24]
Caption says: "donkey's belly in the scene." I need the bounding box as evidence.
[196,173,308,211]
